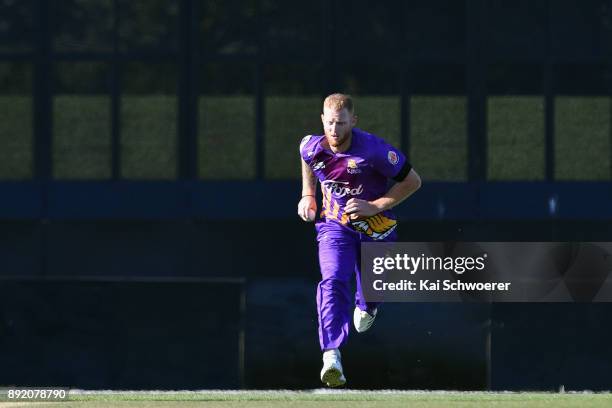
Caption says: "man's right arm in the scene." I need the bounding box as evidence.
[301,158,317,197]
[297,159,317,221]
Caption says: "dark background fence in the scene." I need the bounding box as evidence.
[2,0,612,183]
[1,0,612,391]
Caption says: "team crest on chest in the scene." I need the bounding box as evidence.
[346,159,362,174]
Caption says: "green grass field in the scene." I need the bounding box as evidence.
[2,390,612,408]
[0,95,609,181]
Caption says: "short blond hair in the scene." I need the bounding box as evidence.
[323,93,354,115]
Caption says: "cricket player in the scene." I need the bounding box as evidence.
[297,93,422,387]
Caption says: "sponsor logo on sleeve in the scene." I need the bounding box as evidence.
[387,150,399,165]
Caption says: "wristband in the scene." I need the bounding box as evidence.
[301,194,315,198]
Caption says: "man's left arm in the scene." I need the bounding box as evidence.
[344,168,421,218]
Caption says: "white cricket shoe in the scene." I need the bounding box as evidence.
[353,307,377,333]
[320,348,346,387]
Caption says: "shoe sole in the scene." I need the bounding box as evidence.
[321,367,346,387]
[354,317,376,333]
[355,321,374,333]
[354,308,377,333]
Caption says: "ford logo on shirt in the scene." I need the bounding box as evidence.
[321,180,364,198]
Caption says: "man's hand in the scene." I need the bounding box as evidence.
[297,195,317,222]
[344,198,380,220]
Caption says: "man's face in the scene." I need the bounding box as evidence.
[321,107,356,149]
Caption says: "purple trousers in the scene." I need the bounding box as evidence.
[315,220,396,351]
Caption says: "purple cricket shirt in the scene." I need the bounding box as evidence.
[300,128,410,240]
